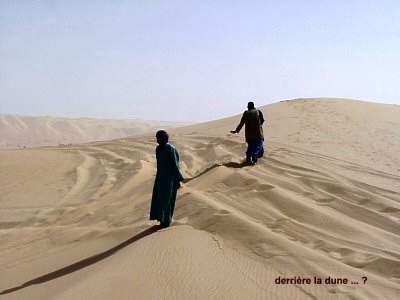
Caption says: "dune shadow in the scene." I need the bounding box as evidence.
[0,225,160,295]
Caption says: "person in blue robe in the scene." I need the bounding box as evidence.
[150,130,184,227]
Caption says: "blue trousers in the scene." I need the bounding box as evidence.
[246,139,264,161]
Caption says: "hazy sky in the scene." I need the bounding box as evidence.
[1,1,399,122]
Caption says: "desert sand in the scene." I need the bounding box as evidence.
[0,114,188,149]
[0,98,399,299]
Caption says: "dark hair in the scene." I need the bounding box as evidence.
[247,102,255,109]
[156,130,169,145]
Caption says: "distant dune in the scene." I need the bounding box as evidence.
[0,114,189,149]
[1,98,399,299]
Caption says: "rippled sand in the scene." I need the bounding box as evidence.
[1,98,399,299]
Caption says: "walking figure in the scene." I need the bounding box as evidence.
[231,102,265,164]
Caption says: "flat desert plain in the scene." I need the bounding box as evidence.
[0,98,399,299]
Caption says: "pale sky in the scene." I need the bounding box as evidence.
[1,0,399,122]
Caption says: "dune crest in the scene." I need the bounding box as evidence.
[1,98,399,299]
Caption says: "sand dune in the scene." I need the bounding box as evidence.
[0,114,189,149]
[0,98,399,299]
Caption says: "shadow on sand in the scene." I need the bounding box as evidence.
[222,161,253,168]
[183,161,253,184]
[0,225,160,295]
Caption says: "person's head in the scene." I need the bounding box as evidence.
[156,130,169,145]
[247,102,255,109]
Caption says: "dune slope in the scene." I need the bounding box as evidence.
[0,98,399,299]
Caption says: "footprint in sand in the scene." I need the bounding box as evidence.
[217,209,231,215]
[328,247,354,259]
[174,217,189,225]
[314,197,336,205]
[268,218,290,232]
[258,184,275,191]
[379,207,400,214]
[313,240,327,250]
[328,248,379,269]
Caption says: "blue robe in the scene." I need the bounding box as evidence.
[150,143,184,227]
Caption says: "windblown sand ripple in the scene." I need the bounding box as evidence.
[0,98,399,299]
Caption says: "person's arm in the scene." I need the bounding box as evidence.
[258,110,265,125]
[231,112,246,133]
[171,147,184,187]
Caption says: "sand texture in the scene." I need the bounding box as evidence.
[0,98,399,299]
